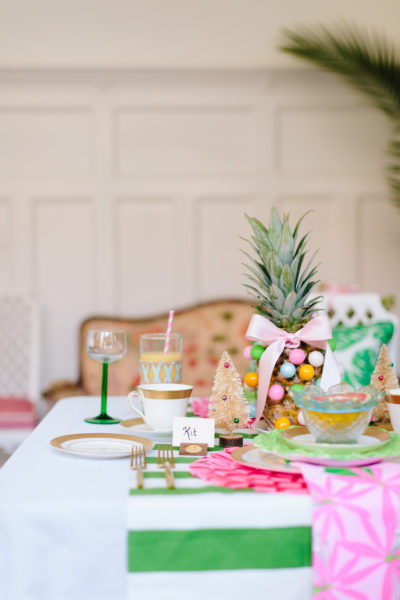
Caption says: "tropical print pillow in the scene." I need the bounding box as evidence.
[332,321,394,388]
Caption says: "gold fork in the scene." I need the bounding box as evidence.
[130,445,146,489]
[157,444,175,489]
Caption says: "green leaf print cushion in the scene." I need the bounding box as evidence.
[332,321,394,388]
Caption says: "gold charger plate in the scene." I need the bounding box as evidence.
[50,432,154,458]
[281,426,391,453]
[230,444,300,474]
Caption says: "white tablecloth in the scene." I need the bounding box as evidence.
[0,396,137,600]
[0,395,314,600]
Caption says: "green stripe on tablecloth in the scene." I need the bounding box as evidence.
[127,527,311,572]
[146,456,197,464]
[143,471,193,479]
[129,486,255,495]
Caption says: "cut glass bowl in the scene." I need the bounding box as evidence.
[291,384,381,444]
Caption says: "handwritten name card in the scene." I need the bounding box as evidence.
[172,417,215,448]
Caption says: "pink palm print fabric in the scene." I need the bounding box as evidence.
[298,462,400,600]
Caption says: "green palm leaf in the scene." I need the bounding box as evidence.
[281,23,400,208]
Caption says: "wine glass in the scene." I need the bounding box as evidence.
[84,330,127,424]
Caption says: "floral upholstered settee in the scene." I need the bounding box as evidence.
[43,300,254,407]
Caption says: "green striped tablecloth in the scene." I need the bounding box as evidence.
[127,431,313,600]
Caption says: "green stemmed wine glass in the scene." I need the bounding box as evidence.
[85,329,127,424]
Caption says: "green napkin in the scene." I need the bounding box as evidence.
[254,429,400,460]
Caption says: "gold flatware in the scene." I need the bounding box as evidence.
[130,445,146,489]
[157,444,175,489]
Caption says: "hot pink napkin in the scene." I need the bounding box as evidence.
[298,462,400,600]
[191,397,209,418]
[189,447,308,493]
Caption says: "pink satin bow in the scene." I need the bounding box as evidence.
[245,314,341,424]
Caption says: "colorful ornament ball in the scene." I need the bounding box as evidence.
[222,395,227,401]
[244,372,258,388]
[233,418,239,424]
[298,364,315,381]
[274,417,291,430]
[250,344,265,361]
[224,362,230,368]
[268,383,285,402]
[289,349,306,365]
[291,384,303,392]
[243,345,252,360]
[280,362,296,378]
[378,375,384,381]
[308,350,324,368]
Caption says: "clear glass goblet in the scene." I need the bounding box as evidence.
[85,330,127,424]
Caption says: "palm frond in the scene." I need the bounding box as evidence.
[387,128,400,209]
[281,24,400,119]
[281,23,400,208]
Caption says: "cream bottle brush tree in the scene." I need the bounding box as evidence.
[208,351,250,433]
[370,344,398,423]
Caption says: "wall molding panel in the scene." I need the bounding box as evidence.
[0,69,395,389]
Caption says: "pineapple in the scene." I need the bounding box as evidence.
[243,207,323,426]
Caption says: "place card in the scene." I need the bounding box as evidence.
[172,417,215,448]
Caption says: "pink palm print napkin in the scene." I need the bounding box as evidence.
[298,462,400,600]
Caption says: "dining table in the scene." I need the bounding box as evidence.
[0,395,314,600]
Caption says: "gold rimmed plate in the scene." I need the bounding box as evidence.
[50,433,154,459]
[230,444,300,474]
[120,418,173,439]
[281,426,391,453]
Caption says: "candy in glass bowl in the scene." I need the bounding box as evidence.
[290,383,382,444]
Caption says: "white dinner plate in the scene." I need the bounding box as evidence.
[50,433,154,458]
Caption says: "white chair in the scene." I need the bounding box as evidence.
[318,292,399,371]
[0,293,40,454]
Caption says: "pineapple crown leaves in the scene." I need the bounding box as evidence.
[242,207,322,331]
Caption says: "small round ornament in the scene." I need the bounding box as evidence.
[244,372,258,388]
[224,362,230,368]
[233,418,239,424]
[222,395,227,401]
[249,403,257,418]
[268,383,285,402]
[379,375,384,381]
[328,339,336,352]
[289,349,306,365]
[250,344,265,361]
[280,362,296,378]
[290,384,303,393]
[298,364,315,381]
[275,416,291,430]
[308,350,324,368]
[243,345,253,360]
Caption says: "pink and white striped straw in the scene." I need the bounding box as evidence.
[163,310,174,354]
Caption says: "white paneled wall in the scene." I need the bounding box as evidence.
[0,69,398,390]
